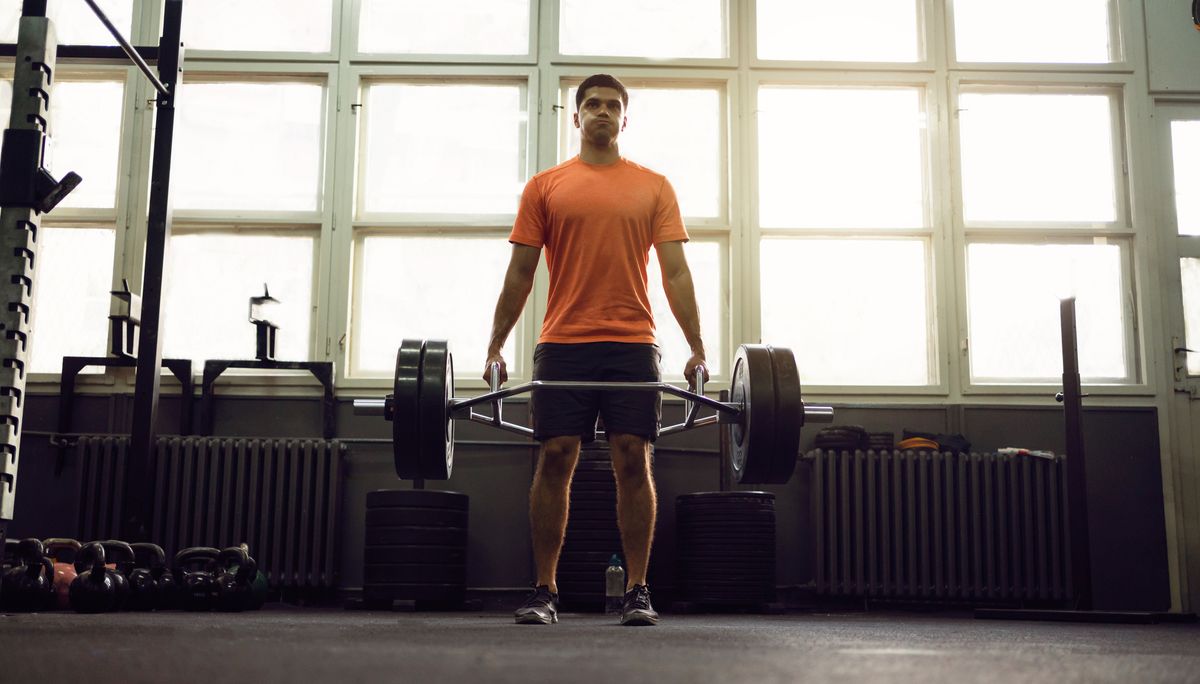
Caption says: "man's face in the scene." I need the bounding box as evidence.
[574,86,626,147]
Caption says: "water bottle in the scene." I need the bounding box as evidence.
[604,554,625,614]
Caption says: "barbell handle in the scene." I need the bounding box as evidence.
[684,365,707,427]
[804,403,836,424]
[489,362,503,425]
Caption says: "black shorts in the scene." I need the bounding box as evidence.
[531,342,662,443]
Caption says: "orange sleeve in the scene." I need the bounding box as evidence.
[652,176,689,245]
[509,176,546,248]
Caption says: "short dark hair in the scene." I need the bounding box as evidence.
[575,74,629,112]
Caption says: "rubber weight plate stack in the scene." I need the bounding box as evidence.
[362,490,468,607]
[556,446,624,612]
[676,492,776,605]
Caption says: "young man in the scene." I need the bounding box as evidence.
[483,74,708,626]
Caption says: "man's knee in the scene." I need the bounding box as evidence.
[536,437,580,483]
[609,434,651,483]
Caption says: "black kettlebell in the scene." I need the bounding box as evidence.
[175,547,220,611]
[99,540,134,610]
[70,542,120,613]
[127,543,167,611]
[213,546,258,612]
[1,538,54,612]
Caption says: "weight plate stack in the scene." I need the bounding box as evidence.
[556,447,623,612]
[362,489,468,608]
[675,491,776,605]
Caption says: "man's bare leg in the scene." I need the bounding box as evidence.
[530,435,581,592]
[609,433,656,589]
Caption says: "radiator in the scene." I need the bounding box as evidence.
[812,450,1071,604]
[76,436,345,590]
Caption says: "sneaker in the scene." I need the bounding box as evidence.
[620,584,659,626]
[514,585,559,625]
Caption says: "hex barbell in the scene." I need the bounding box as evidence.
[353,339,834,485]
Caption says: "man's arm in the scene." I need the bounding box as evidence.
[484,243,541,383]
[655,240,708,386]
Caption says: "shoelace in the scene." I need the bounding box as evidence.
[523,586,555,608]
[628,585,651,609]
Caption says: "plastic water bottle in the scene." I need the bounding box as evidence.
[604,554,625,614]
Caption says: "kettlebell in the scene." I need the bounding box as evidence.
[128,543,167,611]
[99,540,135,610]
[239,543,269,610]
[213,546,258,612]
[43,538,81,610]
[1,538,54,612]
[70,542,120,613]
[175,547,221,611]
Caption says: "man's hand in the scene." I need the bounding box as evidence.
[483,352,508,386]
[684,352,708,390]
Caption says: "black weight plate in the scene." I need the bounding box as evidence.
[364,546,468,565]
[677,525,776,537]
[677,491,776,504]
[569,500,615,511]
[364,564,466,584]
[418,340,454,480]
[766,345,802,484]
[676,510,777,522]
[728,345,776,485]
[558,550,616,561]
[393,339,425,479]
[365,508,467,527]
[676,503,777,514]
[366,490,469,510]
[364,526,466,546]
[676,543,775,556]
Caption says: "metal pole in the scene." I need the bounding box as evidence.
[0,0,54,605]
[81,0,168,96]
[1060,296,1093,610]
[123,0,183,543]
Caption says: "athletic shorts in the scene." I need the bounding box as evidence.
[531,342,662,443]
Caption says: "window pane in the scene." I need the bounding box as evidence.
[647,240,722,376]
[761,238,931,385]
[47,80,125,209]
[560,0,725,59]
[353,235,514,377]
[182,0,332,53]
[562,85,721,218]
[757,0,920,62]
[759,87,926,229]
[163,233,314,365]
[173,82,324,212]
[1183,259,1200,376]
[1,0,133,46]
[1170,121,1200,236]
[359,0,529,55]
[959,93,1117,223]
[29,227,114,373]
[953,0,1111,63]
[360,83,526,215]
[967,243,1127,382]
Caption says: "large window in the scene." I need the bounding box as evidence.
[558,0,726,59]
[1170,121,1200,237]
[951,0,1115,63]
[756,0,922,63]
[358,0,529,56]
[181,0,333,53]
[29,227,115,373]
[1183,259,1200,377]
[0,0,133,45]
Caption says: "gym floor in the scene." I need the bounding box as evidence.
[2,607,1198,683]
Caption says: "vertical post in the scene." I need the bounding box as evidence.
[718,389,731,491]
[124,0,184,542]
[1060,296,1093,610]
[0,1,54,587]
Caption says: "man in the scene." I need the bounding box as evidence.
[483,74,708,627]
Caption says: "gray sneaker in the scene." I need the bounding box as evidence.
[620,584,659,626]
[514,585,559,624]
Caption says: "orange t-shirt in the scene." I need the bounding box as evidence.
[509,156,689,344]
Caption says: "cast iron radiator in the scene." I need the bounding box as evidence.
[811,450,1071,603]
[75,436,345,589]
